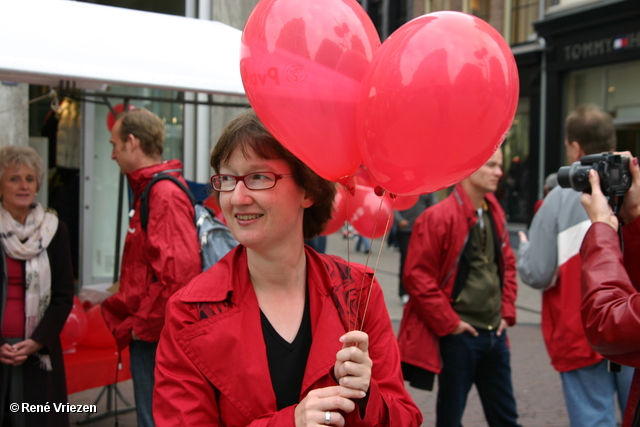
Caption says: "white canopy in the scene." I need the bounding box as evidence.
[0,0,246,96]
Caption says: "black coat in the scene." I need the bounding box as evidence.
[0,220,75,426]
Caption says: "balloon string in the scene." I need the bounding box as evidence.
[357,192,393,331]
[345,192,353,332]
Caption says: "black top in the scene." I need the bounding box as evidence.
[260,293,312,410]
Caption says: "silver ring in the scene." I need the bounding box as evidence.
[325,410,331,425]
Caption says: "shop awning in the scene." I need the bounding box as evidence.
[0,0,245,96]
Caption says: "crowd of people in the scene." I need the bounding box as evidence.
[1,104,639,426]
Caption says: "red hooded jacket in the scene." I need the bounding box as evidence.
[101,160,201,349]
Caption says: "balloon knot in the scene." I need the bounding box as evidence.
[337,175,356,196]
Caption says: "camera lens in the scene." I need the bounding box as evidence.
[571,167,591,191]
[557,166,571,189]
[557,162,591,192]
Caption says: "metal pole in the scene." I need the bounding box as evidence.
[112,99,129,284]
[538,38,547,200]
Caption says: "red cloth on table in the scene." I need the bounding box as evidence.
[64,345,131,395]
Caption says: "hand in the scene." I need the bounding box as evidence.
[398,219,410,230]
[333,331,372,396]
[518,231,528,243]
[9,339,44,366]
[581,170,618,231]
[496,319,509,337]
[132,330,140,340]
[294,386,359,427]
[450,320,478,337]
[0,343,18,365]
[620,156,640,225]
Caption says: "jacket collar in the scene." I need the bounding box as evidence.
[175,246,345,421]
[126,159,184,198]
[452,183,503,224]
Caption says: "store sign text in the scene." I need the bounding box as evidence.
[563,32,640,62]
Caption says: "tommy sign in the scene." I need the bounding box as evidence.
[563,32,640,62]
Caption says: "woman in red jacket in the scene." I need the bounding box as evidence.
[153,110,422,427]
[580,155,640,427]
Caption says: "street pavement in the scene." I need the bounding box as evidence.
[68,231,606,426]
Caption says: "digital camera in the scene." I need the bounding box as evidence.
[557,153,631,196]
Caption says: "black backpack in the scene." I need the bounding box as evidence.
[139,173,239,272]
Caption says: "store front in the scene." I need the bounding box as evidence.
[504,0,640,226]
[535,0,640,176]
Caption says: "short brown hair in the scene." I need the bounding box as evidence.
[565,104,616,155]
[210,110,336,239]
[0,145,45,191]
[118,108,164,157]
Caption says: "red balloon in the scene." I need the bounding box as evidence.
[241,0,380,181]
[387,194,419,211]
[321,185,348,236]
[357,12,519,195]
[79,304,117,348]
[106,103,136,131]
[354,166,376,188]
[348,185,394,239]
[60,298,88,352]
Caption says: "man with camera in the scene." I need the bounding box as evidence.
[517,104,633,426]
[580,153,640,427]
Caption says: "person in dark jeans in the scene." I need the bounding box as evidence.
[398,149,520,427]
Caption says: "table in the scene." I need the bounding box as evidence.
[64,345,135,424]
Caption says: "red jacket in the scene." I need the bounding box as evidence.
[398,184,517,376]
[101,160,201,349]
[153,246,422,427]
[581,218,640,427]
[517,187,603,372]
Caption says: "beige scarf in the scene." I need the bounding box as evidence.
[0,203,58,371]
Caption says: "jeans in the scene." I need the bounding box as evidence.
[356,236,370,252]
[560,360,634,427]
[130,340,158,427]
[437,329,520,427]
[397,231,411,297]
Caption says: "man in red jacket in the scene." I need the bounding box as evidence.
[580,154,640,427]
[398,149,520,426]
[101,108,201,427]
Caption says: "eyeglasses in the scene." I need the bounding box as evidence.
[210,172,294,192]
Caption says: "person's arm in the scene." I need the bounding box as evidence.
[580,222,640,366]
[155,294,329,427]
[28,221,74,351]
[516,189,561,289]
[499,218,518,329]
[403,212,460,336]
[133,183,201,342]
[153,295,224,426]
[580,160,640,367]
[335,280,422,426]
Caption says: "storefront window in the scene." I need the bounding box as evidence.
[499,97,531,224]
[607,61,640,122]
[470,0,490,22]
[428,0,451,12]
[566,60,640,156]
[511,0,539,45]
